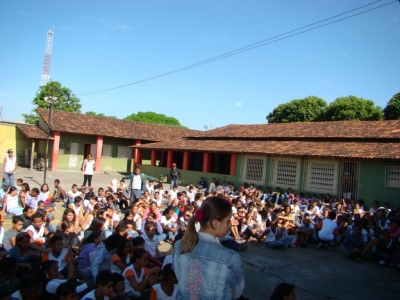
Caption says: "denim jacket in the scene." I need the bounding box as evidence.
[90,242,114,280]
[173,232,245,300]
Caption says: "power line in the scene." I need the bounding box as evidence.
[78,0,397,96]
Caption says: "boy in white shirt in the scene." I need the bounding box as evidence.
[186,186,195,203]
[66,184,82,205]
[146,180,155,195]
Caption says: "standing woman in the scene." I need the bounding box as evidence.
[81,154,96,187]
[173,197,245,300]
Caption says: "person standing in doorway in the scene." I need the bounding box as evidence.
[3,149,18,186]
[122,167,157,205]
[169,163,181,189]
[82,154,96,187]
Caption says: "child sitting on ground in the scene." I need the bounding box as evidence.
[82,269,114,300]
[41,235,76,279]
[150,263,178,300]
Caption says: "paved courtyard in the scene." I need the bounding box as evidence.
[2,167,400,299]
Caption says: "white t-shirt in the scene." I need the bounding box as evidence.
[112,213,120,223]
[83,159,95,175]
[318,219,337,241]
[169,190,178,201]
[146,184,154,194]
[186,191,195,203]
[83,199,91,213]
[67,190,82,199]
[134,214,142,230]
[132,174,141,190]
[151,283,178,300]
[161,216,176,226]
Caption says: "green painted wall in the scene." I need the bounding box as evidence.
[137,165,242,188]
[55,133,134,172]
[358,161,400,207]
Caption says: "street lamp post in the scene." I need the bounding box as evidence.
[43,96,58,185]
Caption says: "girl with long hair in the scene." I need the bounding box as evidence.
[173,197,245,299]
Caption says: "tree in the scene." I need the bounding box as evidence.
[124,111,184,127]
[85,111,117,119]
[383,93,400,120]
[266,96,327,123]
[22,81,82,124]
[324,95,383,121]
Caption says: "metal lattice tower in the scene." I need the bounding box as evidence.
[40,27,54,86]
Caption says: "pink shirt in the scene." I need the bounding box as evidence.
[142,208,161,220]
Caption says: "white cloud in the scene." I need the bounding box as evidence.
[117,25,132,30]
[236,102,242,107]
[80,16,106,23]
[19,11,32,16]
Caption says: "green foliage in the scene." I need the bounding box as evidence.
[85,111,117,119]
[22,81,82,124]
[383,93,400,120]
[124,111,185,127]
[266,96,327,123]
[324,95,383,121]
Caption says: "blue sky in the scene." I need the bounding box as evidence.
[0,0,399,130]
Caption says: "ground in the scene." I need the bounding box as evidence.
[1,167,400,300]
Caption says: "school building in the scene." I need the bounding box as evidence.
[35,108,197,173]
[4,108,400,208]
[131,120,400,208]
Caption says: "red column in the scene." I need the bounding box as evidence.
[183,152,190,170]
[95,135,103,173]
[167,151,173,168]
[203,152,211,173]
[151,150,157,166]
[230,154,237,176]
[134,140,141,166]
[51,131,60,171]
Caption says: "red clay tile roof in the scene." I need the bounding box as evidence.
[37,108,198,142]
[16,124,50,140]
[187,121,400,140]
[133,139,400,160]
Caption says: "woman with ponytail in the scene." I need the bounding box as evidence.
[173,196,245,300]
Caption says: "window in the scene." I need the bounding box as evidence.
[240,156,266,185]
[269,158,300,189]
[117,146,132,159]
[101,145,112,158]
[303,160,339,194]
[385,166,400,188]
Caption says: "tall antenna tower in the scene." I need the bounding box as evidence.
[40,27,54,86]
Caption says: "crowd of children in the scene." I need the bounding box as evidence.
[0,174,399,299]
[228,184,400,267]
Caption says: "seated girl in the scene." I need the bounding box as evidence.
[122,248,160,298]
[111,238,133,274]
[257,219,292,251]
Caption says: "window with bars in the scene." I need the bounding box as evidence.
[385,166,400,188]
[270,158,300,189]
[303,160,338,194]
[240,156,266,185]
[117,146,132,159]
[101,145,112,158]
